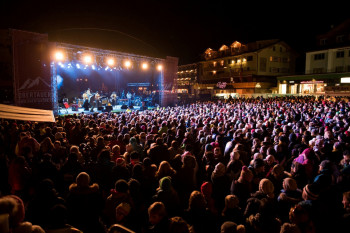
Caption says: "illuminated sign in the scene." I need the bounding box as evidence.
[341,77,350,83]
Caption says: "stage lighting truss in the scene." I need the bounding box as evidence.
[53,43,164,72]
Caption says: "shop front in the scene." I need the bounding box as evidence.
[277,73,350,95]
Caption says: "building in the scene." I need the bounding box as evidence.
[175,63,197,101]
[194,39,297,98]
[278,19,350,96]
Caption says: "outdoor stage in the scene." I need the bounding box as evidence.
[57,104,154,115]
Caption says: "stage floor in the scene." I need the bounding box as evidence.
[57,104,151,116]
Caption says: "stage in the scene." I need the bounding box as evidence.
[57,104,154,116]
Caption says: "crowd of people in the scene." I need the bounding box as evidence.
[0,95,350,233]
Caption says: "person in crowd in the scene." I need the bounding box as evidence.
[2,96,350,233]
[146,202,169,233]
[66,172,104,233]
[0,195,45,233]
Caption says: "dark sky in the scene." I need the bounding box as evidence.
[0,0,348,65]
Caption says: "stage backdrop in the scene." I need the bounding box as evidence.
[12,29,53,110]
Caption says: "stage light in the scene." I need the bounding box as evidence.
[92,65,96,70]
[157,64,163,71]
[142,62,148,70]
[124,60,131,68]
[107,58,115,66]
[76,64,80,69]
[105,66,109,71]
[55,51,64,61]
[83,55,92,64]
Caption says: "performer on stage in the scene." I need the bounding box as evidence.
[127,91,132,106]
[90,91,101,112]
[110,91,117,106]
[121,90,125,99]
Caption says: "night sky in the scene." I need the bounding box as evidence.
[0,0,348,65]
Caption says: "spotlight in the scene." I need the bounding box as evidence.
[83,55,92,64]
[142,62,148,70]
[105,66,109,71]
[157,64,163,71]
[124,60,131,68]
[76,64,80,69]
[107,58,115,66]
[55,51,64,61]
[92,65,95,70]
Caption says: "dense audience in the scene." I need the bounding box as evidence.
[1,95,350,233]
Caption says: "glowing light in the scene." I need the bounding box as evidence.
[107,58,115,66]
[83,55,92,64]
[157,64,163,71]
[55,51,64,61]
[92,65,95,70]
[237,59,241,63]
[124,60,131,68]
[142,62,148,70]
[76,64,80,69]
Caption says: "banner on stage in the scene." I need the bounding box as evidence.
[12,29,53,110]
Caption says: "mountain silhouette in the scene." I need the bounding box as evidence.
[19,77,51,90]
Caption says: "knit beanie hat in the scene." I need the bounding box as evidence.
[240,166,253,182]
[201,181,213,196]
[159,176,172,192]
[303,184,319,200]
[0,195,25,228]
[259,178,274,196]
[213,162,226,177]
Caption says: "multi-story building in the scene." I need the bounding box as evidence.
[176,63,197,95]
[194,39,296,98]
[278,19,350,95]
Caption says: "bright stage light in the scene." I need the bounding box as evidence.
[157,64,163,71]
[76,64,80,69]
[55,51,64,61]
[107,58,115,66]
[83,55,92,64]
[92,65,96,70]
[124,60,131,68]
[142,62,148,70]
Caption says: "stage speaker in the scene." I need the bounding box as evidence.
[105,106,113,112]
[129,105,134,109]
[98,106,103,111]
[121,104,128,109]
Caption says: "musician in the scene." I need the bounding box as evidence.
[83,99,90,111]
[126,91,132,106]
[90,91,101,112]
[95,91,100,100]
[110,91,117,106]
